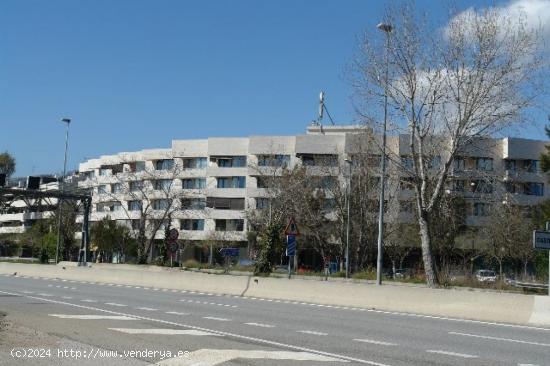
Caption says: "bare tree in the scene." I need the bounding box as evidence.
[353,2,546,286]
[91,158,196,264]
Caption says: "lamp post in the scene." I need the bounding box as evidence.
[55,118,71,264]
[344,158,352,278]
[375,22,392,286]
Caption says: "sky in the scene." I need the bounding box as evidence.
[1,0,549,177]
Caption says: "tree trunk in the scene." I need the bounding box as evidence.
[418,211,438,287]
[523,260,528,280]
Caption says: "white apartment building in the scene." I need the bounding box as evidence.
[77,125,549,251]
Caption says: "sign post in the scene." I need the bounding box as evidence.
[166,228,179,268]
[284,218,300,280]
[532,221,550,296]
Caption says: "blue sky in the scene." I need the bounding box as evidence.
[1,0,548,177]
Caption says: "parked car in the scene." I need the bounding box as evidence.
[475,269,497,282]
[393,268,413,279]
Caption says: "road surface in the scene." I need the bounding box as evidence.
[0,273,548,365]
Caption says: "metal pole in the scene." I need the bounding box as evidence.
[345,160,351,279]
[376,26,391,286]
[55,118,71,264]
[546,222,550,296]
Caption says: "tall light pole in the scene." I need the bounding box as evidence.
[344,158,352,278]
[376,22,392,286]
[55,118,71,264]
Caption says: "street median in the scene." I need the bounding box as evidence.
[1,262,548,328]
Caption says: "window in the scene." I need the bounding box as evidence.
[504,159,517,171]
[476,158,493,171]
[473,202,490,216]
[258,155,290,167]
[323,198,336,210]
[523,160,540,173]
[155,159,174,171]
[111,183,122,194]
[183,157,207,169]
[98,185,107,194]
[152,199,170,210]
[214,156,247,168]
[256,198,270,209]
[470,180,493,193]
[153,179,173,191]
[428,156,441,168]
[524,182,544,196]
[82,171,95,180]
[401,156,413,170]
[316,176,338,189]
[207,197,245,210]
[182,178,206,189]
[129,181,143,192]
[217,176,246,188]
[453,180,466,192]
[453,157,465,171]
[128,161,146,172]
[180,219,204,231]
[99,168,109,176]
[112,202,122,211]
[128,200,142,211]
[215,219,244,231]
[301,154,338,167]
[181,198,206,210]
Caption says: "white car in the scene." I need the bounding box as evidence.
[475,270,497,282]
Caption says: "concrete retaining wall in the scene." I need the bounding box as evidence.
[1,262,548,327]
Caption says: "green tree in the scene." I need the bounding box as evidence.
[0,151,16,177]
[90,216,135,263]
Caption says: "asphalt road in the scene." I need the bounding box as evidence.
[0,273,548,365]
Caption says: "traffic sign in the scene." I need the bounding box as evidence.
[286,235,296,257]
[533,230,550,250]
[284,217,300,236]
[219,248,239,257]
[168,241,179,253]
[168,228,179,241]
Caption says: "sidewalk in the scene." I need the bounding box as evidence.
[1,262,549,327]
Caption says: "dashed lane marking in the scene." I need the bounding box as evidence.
[49,314,135,320]
[245,322,275,328]
[105,302,127,307]
[297,330,328,336]
[426,350,478,359]
[165,311,189,316]
[354,339,397,346]
[135,307,158,311]
[449,332,550,347]
[203,317,231,322]
[109,328,220,336]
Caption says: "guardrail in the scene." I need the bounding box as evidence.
[509,280,548,290]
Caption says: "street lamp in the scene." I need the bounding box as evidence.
[344,158,352,278]
[375,22,392,286]
[55,118,71,264]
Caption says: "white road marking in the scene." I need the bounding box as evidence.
[109,328,219,336]
[37,293,53,297]
[0,289,399,365]
[49,314,135,320]
[245,322,275,328]
[426,350,477,358]
[81,299,97,303]
[22,291,34,294]
[61,296,73,300]
[297,330,328,336]
[449,332,550,347]
[165,311,189,316]
[70,287,76,290]
[354,339,397,346]
[203,317,231,322]
[155,349,347,366]
[105,302,127,307]
[136,307,158,311]
[47,284,53,287]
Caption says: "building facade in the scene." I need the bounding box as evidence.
[77,125,549,253]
